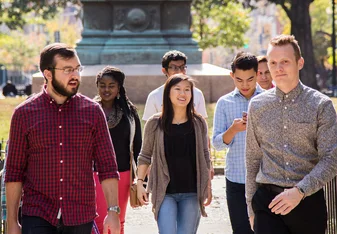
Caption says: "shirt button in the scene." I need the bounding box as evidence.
[284,126,287,129]
[292,99,295,102]
[59,125,62,128]
[60,160,63,163]
[279,100,282,103]
[284,106,288,110]
[60,197,63,200]
[287,178,290,180]
[60,178,63,182]
[284,144,287,148]
[50,101,52,104]
[59,109,62,112]
[59,143,63,146]
[286,162,289,165]
[285,95,288,98]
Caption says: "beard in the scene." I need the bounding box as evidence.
[52,76,80,97]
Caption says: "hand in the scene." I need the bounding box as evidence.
[249,216,254,231]
[230,118,247,133]
[103,212,120,234]
[268,187,304,215]
[204,184,212,206]
[7,221,21,234]
[137,182,149,206]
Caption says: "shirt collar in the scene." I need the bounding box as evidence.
[275,81,303,101]
[233,84,264,99]
[41,84,77,105]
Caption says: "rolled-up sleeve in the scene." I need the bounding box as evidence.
[212,98,232,151]
[5,109,27,183]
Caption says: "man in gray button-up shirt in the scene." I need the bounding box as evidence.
[246,34,337,234]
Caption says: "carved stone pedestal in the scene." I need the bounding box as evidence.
[76,0,201,65]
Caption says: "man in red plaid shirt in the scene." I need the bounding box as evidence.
[5,43,120,234]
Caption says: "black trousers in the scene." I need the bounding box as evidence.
[226,178,254,234]
[252,185,327,234]
[22,215,93,234]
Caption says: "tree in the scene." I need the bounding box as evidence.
[0,4,82,72]
[0,0,81,30]
[0,31,40,71]
[244,0,319,89]
[192,0,251,50]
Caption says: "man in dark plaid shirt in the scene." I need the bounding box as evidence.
[5,43,120,234]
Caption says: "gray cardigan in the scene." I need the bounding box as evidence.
[138,114,210,220]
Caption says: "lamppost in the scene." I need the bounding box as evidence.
[332,0,336,90]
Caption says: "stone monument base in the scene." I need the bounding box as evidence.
[32,63,233,103]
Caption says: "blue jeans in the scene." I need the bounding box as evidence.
[157,193,200,234]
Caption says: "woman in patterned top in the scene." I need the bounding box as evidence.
[92,66,142,234]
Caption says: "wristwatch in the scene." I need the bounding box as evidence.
[107,206,120,214]
[294,186,305,199]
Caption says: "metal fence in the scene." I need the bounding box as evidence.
[325,177,337,234]
[0,139,6,234]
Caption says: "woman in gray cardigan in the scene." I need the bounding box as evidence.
[137,74,212,234]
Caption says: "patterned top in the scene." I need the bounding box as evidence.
[212,85,264,184]
[245,82,337,217]
[5,87,119,226]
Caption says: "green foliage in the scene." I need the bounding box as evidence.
[0,0,81,29]
[275,0,331,67]
[192,0,251,49]
[0,3,82,71]
[0,31,40,70]
[44,13,82,47]
[310,0,331,66]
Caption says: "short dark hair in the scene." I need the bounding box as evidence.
[161,74,195,134]
[231,52,258,73]
[269,34,301,61]
[161,50,187,70]
[257,55,267,63]
[40,43,77,82]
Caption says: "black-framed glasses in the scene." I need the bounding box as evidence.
[49,66,84,75]
[167,65,187,72]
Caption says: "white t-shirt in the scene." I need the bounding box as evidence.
[142,85,208,121]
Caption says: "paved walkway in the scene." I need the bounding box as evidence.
[124,175,232,234]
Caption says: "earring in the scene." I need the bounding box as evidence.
[117,93,120,99]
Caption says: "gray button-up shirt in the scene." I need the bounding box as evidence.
[245,82,337,217]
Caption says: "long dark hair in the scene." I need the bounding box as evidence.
[161,74,195,134]
[95,66,137,119]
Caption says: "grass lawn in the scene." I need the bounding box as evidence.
[1,97,337,165]
[0,97,26,145]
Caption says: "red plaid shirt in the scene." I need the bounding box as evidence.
[5,88,119,226]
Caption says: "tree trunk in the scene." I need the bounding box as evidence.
[289,0,319,89]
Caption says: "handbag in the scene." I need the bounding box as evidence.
[129,154,142,208]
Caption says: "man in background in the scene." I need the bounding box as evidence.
[257,55,273,90]
[142,50,208,121]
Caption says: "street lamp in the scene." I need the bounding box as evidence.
[332,0,336,89]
